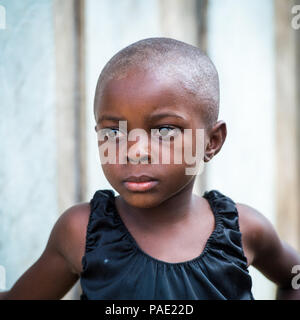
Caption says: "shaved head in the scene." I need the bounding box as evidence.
[94,37,220,127]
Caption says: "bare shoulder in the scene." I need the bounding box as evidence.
[235,203,277,266]
[49,202,91,275]
[236,203,274,243]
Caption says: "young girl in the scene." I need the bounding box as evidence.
[1,38,300,300]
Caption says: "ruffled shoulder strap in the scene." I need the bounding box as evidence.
[203,190,249,270]
[85,189,116,253]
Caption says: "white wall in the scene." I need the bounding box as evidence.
[0,0,58,290]
[205,0,276,299]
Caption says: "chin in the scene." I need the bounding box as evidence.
[122,192,163,209]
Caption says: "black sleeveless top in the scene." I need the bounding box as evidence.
[80,189,254,300]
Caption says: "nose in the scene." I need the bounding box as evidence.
[127,135,151,164]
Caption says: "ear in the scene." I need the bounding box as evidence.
[204,120,227,162]
[94,125,98,132]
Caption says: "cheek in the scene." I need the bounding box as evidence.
[101,163,122,187]
[158,163,194,191]
[159,130,204,164]
[158,137,184,165]
[182,130,205,176]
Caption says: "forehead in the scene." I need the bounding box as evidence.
[95,68,203,123]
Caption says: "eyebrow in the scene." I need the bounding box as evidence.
[97,115,126,123]
[147,112,188,122]
[97,111,188,124]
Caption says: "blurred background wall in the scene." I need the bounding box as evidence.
[0,0,299,300]
[0,0,59,294]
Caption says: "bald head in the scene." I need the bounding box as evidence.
[94,37,220,127]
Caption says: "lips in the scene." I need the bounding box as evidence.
[124,175,156,182]
[123,175,159,192]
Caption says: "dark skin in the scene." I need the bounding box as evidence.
[1,68,300,300]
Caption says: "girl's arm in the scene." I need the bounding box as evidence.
[0,204,89,300]
[1,245,78,300]
[238,204,300,300]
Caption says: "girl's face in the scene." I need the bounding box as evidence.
[95,68,208,208]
